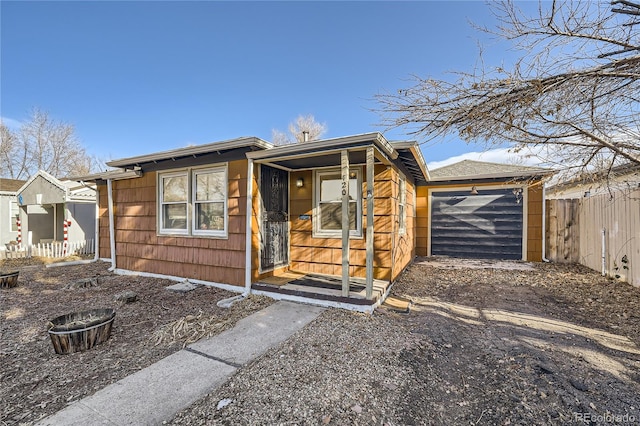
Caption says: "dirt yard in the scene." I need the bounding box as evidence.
[2,257,640,425]
[169,259,640,425]
[0,258,272,425]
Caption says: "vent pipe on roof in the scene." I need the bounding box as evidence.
[302,131,310,142]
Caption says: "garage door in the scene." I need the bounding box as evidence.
[430,188,524,260]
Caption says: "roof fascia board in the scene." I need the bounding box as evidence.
[430,170,552,182]
[107,137,272,168]
[247,132,398,161]
[17,170,67,196]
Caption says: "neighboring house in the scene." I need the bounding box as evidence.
[0,178,26,246]
[80,134,550,311]
[16,170,97,247]
[416,160,552,261]
[546,162,640,200]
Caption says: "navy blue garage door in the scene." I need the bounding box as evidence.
[430,188,524,260]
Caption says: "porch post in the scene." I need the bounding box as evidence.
[365,146,374,299]
[244,158,254,295]
[341,150,350,297]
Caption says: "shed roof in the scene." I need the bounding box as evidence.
[430,160,552,182]
[17,170,96,204]
[0,178,27,193]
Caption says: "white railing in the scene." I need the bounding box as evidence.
[3,239,95,259]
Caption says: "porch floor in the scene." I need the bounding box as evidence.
[252,271,390,306]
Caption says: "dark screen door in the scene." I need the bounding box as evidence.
[260,165,289,270]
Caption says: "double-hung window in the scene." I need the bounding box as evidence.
[158,165,227,237]
[193,167,227,236]
[314,168,362,238]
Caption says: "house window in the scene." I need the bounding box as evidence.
[10,200,19,232]
[158,165,227,237]
[399,176,407,235]
[193,167,227,235]
[314,168,362,237]
[160,172,189,234]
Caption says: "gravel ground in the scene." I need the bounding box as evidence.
[3,257,640,425]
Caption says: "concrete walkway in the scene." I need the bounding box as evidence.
[37,301,325,426]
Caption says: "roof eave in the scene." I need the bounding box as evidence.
[106,137,273,168]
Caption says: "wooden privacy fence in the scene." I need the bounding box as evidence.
[546,188,640,286]
[3,239,95,259]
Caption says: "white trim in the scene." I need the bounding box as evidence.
[247,132,397,161]
[313,167,363,238]
[244,159,254,294]
[9,200,18,232]
[112,268,244,293]
[398,175,407,236]
[191,166,228,238]
[426,183,528,260]
[158,170,190,235]
[157,164,229,238]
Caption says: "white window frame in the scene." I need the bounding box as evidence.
[398,175,407,235]
[159,170,189,235]
[313,167,362,238]
[192,166,228,238]
[157,164,228,238]
[9,200,19,232]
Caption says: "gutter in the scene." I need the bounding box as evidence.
[107,178,116,271]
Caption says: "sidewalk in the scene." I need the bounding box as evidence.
[37,301,325,426]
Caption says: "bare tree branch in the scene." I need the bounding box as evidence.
[0,108,100,180]
[375,0,640,178]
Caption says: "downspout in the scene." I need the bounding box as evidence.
[107,178,116,271]
[93,185,100,261]
[541,181,550,262]
[219,158,253,309]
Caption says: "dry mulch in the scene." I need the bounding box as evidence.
[3,257,640,425]
[0,257,272,425]
[169,260,640,425]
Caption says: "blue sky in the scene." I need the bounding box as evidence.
[1,1,535,169]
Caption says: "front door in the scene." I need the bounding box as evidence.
[260,165,289,270]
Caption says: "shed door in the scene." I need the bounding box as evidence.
[430,188,524,260]
[260,165,289,270]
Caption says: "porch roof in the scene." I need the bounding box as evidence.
[247,132,429,184]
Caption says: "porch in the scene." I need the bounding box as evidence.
[252,271,392,307]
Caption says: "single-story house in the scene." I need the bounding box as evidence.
[81,134,550,311]
[16,170,97,248]
[0,178,26,246]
